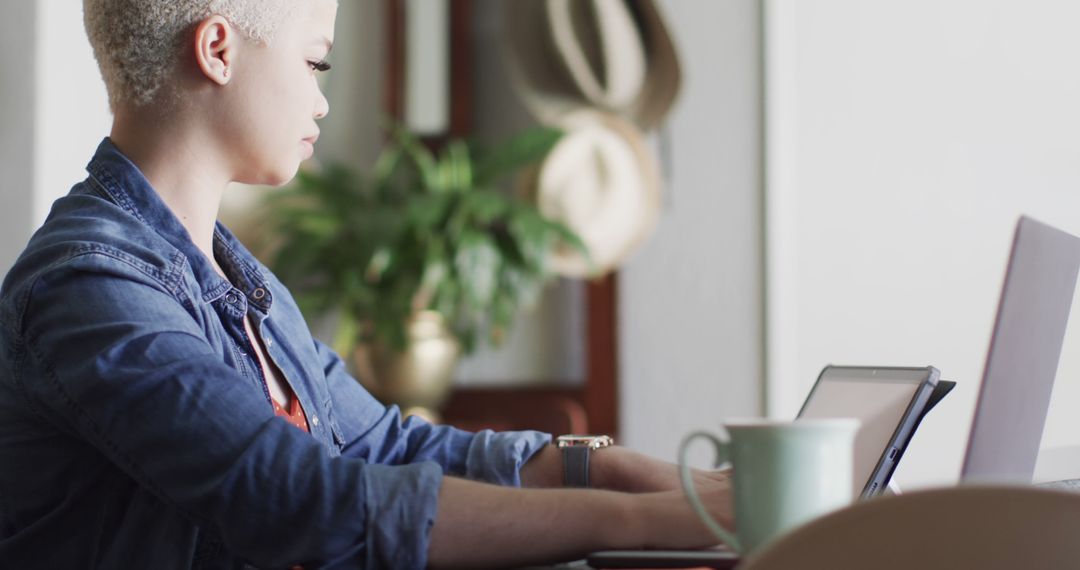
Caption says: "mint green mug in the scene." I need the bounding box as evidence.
[678,418,860,554]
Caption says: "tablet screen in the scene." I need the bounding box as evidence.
[798,367,929,497]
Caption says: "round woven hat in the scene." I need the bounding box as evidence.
[504,0,682,131]
[526,109,661,277]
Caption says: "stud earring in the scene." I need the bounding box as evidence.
[223,67,230,79]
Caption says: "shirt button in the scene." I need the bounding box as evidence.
[312,416,319,426]
[225,293,239,304]
[253,288,266,300]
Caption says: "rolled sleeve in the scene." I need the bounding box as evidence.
[364,461,444,568]
[464,430,552,486]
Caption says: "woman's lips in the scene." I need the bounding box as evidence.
[300,132,319,158]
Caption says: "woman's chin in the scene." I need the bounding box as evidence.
[239,163,301,187]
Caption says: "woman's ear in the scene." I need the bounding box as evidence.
[193,15,235,85]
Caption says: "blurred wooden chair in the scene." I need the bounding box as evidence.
[737,485,1080,570]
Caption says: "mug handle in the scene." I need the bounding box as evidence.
[678,431,742,553]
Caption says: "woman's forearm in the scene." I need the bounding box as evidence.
[427,472,733,568]
[427,476,640,568]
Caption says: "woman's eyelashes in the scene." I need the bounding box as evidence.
[308,59,332,72]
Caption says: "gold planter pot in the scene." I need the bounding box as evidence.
[353,311,461,422]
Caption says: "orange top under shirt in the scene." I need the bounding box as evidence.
[271,392,310,433]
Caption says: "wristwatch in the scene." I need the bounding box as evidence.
[556,434,614,488]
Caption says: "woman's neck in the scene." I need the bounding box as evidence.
[109,109,230,270]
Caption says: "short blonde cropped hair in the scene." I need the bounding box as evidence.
[84,0,310,111]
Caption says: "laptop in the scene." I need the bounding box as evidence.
[961,216,1080,482]
[588,215,1080,569]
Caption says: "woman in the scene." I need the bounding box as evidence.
[0,0,731,567]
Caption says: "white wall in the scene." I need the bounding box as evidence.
[35,0,112,223]
[765,0,1080,488]
[1,0,110,277]
[619,0,764,460]
[1,1,38,275]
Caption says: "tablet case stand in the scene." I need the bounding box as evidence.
[879,379,956,492]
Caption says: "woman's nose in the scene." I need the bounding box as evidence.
[314,89,329,120]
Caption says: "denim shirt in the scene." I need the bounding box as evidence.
[0,138,551,569]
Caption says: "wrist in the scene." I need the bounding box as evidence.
[556,434,614,488]
[588,445,628,491]
[622,491,682,549]
[520,444,562,488]
[592,447,682,493]
[603,491,653,549]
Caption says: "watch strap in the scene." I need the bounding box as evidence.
[562,445,590,487]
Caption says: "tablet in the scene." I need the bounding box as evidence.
[797,365,939,497]
[587,548,738,569]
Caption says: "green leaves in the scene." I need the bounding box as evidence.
[455,230,500,307]
[472,127,563,186]
[266,123,587,355]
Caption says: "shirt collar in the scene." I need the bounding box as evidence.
[84,137,272,311]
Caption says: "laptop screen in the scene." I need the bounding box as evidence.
[798,368,926,497]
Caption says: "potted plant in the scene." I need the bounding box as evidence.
[265,125,587,418]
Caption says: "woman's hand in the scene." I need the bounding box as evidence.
[629,472,735,550]
[591,445,728,494]
[431,455,736,567]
